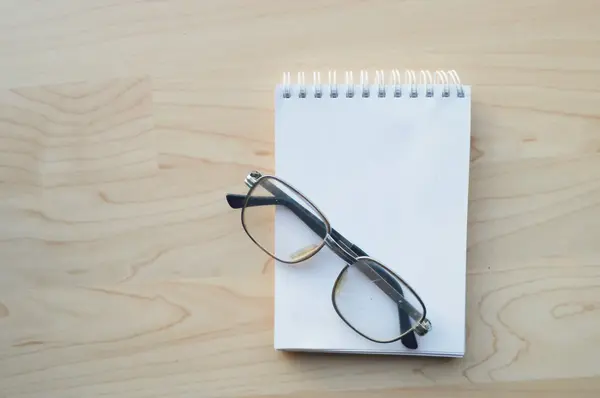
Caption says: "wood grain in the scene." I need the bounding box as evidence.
[1,0,600,397]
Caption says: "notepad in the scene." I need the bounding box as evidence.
[273,70,471,357]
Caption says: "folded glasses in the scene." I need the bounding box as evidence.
[226,171,431,349]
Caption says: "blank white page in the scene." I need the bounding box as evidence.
[273,78,471,357]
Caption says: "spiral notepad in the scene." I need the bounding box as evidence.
[274,70,471,357]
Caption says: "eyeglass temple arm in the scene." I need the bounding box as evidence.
[226,193,419,349]
[227,195,373,253]
[227,194,328,239]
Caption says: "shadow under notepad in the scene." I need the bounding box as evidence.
[278,350,459,386]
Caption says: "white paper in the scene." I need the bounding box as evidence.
[273,83,471,357]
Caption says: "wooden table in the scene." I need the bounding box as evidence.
[1,1,599,397]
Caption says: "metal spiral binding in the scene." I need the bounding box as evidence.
[281,69,465,99]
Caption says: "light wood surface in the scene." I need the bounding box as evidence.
[1,1,600,397]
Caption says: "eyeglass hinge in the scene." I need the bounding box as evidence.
[245,171,263,188]
[414,318,432,336]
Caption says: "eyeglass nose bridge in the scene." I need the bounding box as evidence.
[324,235,357,265]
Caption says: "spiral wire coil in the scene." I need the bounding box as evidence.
[281,69,465,99]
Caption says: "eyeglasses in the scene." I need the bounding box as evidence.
[226,171,431,349]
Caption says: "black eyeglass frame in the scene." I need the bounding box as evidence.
[226,170,431,348]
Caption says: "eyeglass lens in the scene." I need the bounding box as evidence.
[333,258,425,342]
[242,176,328,263]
